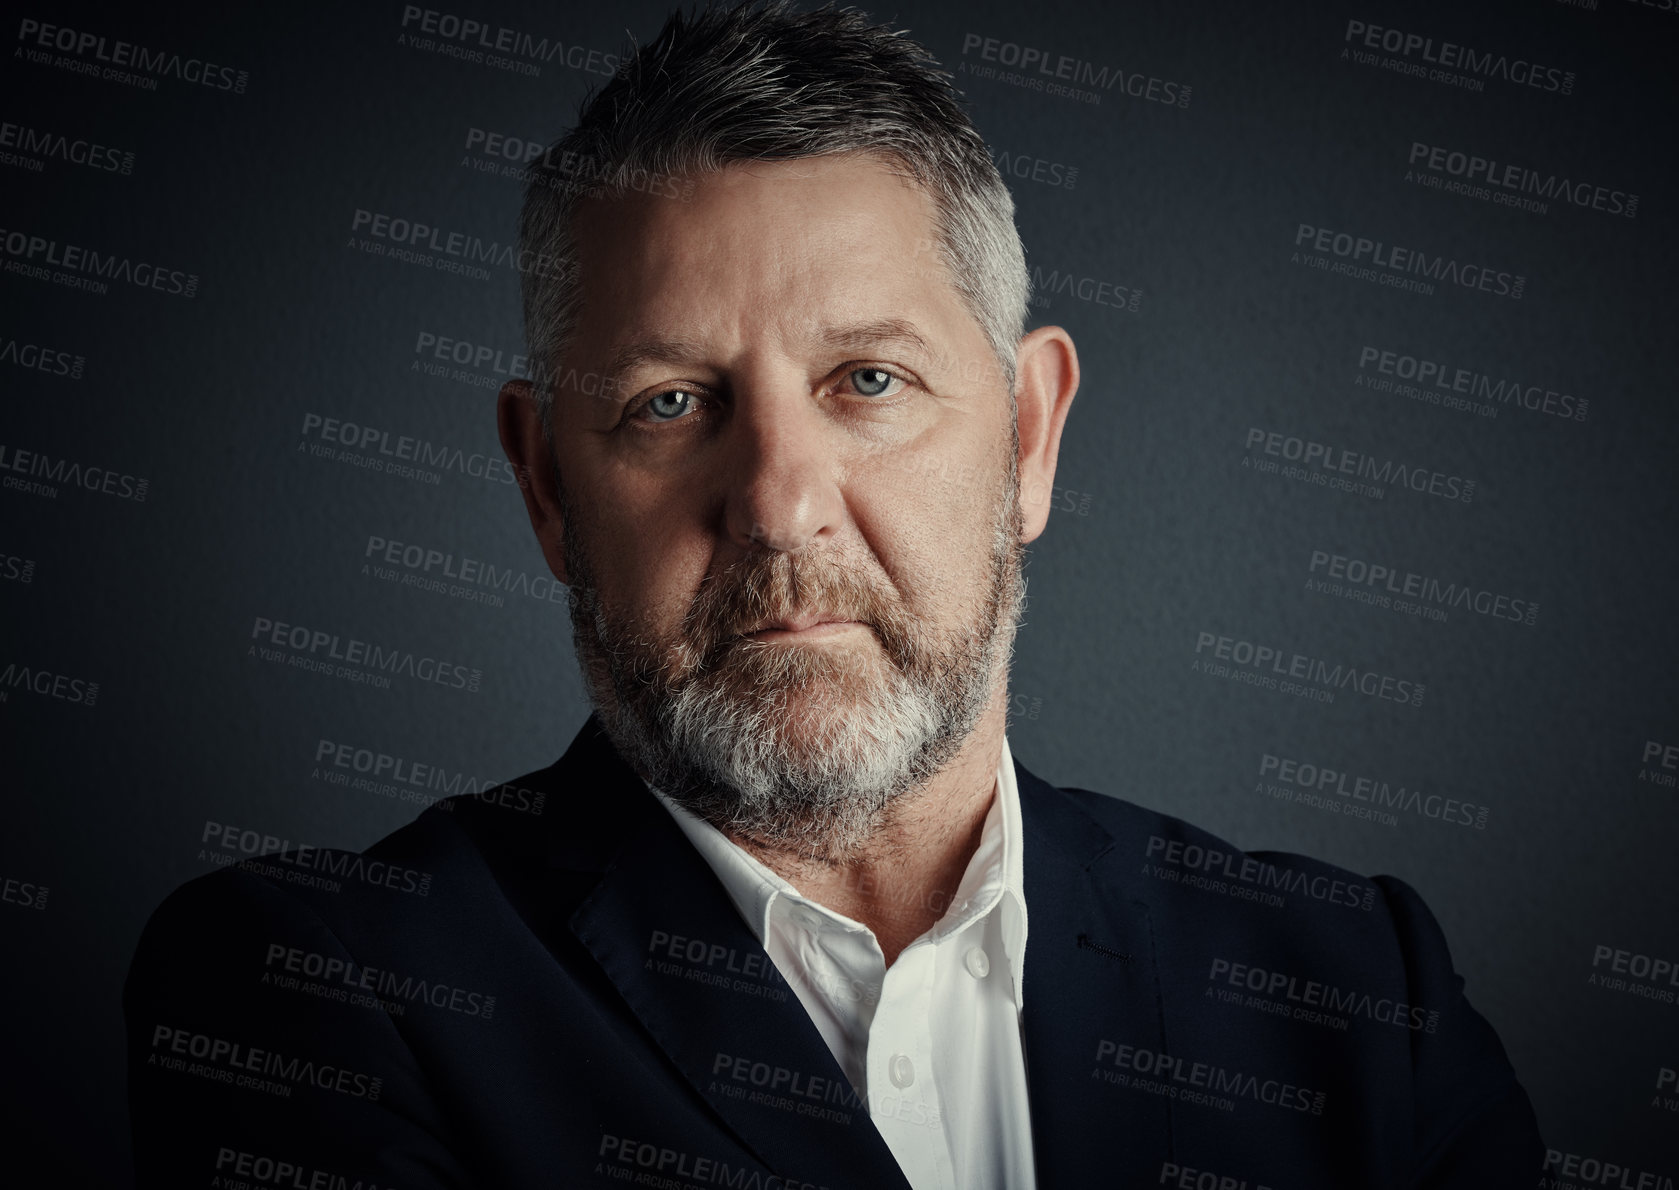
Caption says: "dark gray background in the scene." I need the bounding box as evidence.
[3,0,1675,1182]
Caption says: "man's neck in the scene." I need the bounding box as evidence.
[728,702,1008,967]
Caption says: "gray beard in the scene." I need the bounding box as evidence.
[561,458,1026,863]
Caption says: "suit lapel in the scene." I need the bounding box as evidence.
[1017,760,1176,1184]
[548,721,1173,1186]
[563,722,914,1190]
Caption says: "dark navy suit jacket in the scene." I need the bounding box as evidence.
[125,716,1542,1188]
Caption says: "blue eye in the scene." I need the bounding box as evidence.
[851,368,897,396]
[643,390,698,421]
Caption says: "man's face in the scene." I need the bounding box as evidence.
[540,153,1027,860]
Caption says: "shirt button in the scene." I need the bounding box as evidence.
[964,947,991,979]
[888,1053,915,1088]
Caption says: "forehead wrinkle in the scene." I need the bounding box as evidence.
[601,314,940,389]
[602,333,713,384]
[809,317,936,363]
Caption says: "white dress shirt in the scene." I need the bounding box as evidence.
[650,737,1036,1190]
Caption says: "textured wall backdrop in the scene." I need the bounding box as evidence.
[2,0,1676,1183]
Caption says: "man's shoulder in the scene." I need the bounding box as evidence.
[1021,768,1500,1109]
[1019,768,1539,1180]
[131,751,637,975]
[1021,769,1448,979]
[1027,771,1372,891]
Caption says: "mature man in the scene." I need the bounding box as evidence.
[126,3,1542,1187]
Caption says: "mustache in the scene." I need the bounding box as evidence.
[680,550,914,672]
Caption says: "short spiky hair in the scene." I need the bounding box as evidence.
[517,0,1030,432]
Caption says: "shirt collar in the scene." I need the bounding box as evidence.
[650,735,1028,1005]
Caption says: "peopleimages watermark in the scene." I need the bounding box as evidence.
[248,615,483,694]
[1145,835,1378,912]
[412,328,541,391]
[648,927,889,1014]
[1206,956,1442,1033]
[650,930,785,985]
[312,737,546,816]
[14,17,251,95]
[0,442,147,502]
[409,327,640,409]
[396,6,620,79]
[710,1050,866,1126]
[1258,752,1491,831]
[0,660,99,708]
[460,127,696,201]
[956,31,1192,108]
[0,333,85,379]
[1292,223,1525,300]
[1340,19,1576,96]
[0,225,197,298]
[1093,1039,1327,1115]
[147,1026,380,1101]
[1243,427,1474,505]
[1642,740,1678,789]
[1656,1067,1678,1114]
[1029,262,1142,314]
[1193,629,1426,708]
[1405,141,1637,219]
[363,533,565,607]
[1158,1161,1279,1190]
[2,874,48,911]
[0,551,34,584]
[596,1132,832,1190]
[1354,344,1587,423]
[986,144,1078,190]
[1305,549,1537,628]
[1589,944,1679,1006]
[198,819,434,897]
[0,118,133,176]
[263,943,496,1019]
[347,208,569,281]
[298,412,526,489]
[1542,1149,1675,1190]
[708,1049,943,1133]
[212,1149,383,1190]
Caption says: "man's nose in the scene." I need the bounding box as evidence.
[722,393,845,554]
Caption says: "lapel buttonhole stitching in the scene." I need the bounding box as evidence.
[1075,933,1132,963]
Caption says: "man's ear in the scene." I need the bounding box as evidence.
[1013,325,1080,545]
[497,379,570,587]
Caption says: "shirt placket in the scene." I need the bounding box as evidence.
[808,908,883,1094]
[867,941,950,1190]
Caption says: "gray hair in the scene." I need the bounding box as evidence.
[516,0,1030,435]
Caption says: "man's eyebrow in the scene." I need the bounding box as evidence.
[818,317,935,361]
[601,335,711,390]
[596,318,937,391]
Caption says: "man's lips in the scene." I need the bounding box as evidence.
[740,615,865,640]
